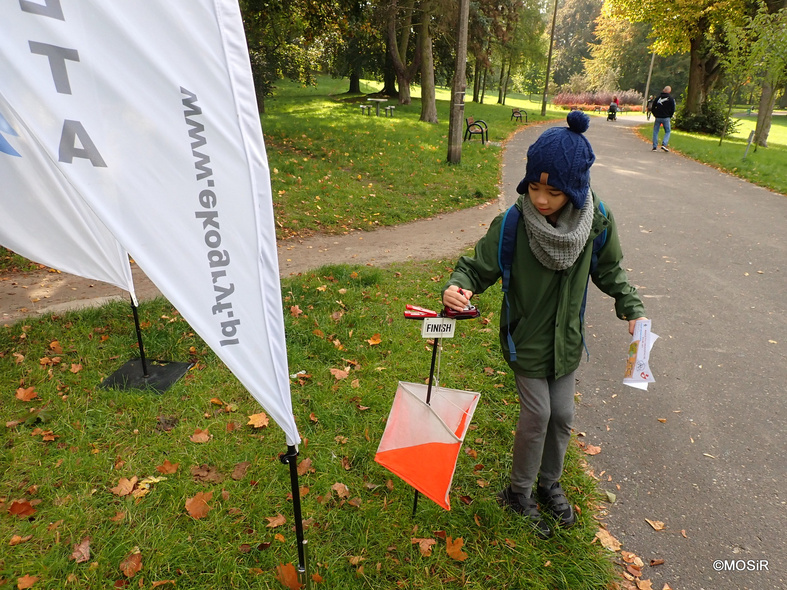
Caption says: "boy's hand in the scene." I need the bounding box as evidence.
[443,285,474,312]
[628,317,648,335]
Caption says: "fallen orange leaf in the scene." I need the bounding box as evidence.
[49,341,63,353]
[185,491,213,519]
[583,444,602,456]
[331,482,350,499]
[9,500,37,518]
[10,534,33,546]
[275,563,303,590]
[290,306,303,318]
[17,574,40,589]
[70,363,83,374]
[15,387,38,402]
[151,582,175,587]
[247,413,269,429]
[156,459,179,475]
[366,333,382,346]
[446,536,469,562]
[109,477,138,497]
[296,457,314,476]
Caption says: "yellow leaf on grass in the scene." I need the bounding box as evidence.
[190,428,212,443]
[210,397,224,406]
[185,491,213,519]
[247,412,269,428]
[411,537,436,557]
[69,363,82,374]
[10,534,33,546]
[110,476,138,497]
[645,519,665,531]
[595,528,622,551]
[151,581,176,587]
[275,563,303,590]
[446,536,469,562]
[366,333,382,346]
[119,550,142,578]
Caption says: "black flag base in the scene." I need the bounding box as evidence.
[99,358,194,394]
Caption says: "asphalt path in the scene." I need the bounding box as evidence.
[2,112,785,589]
[560,113,786,590]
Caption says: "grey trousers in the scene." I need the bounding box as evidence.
[509,371,576,496]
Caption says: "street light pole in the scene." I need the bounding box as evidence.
[643,51,656,112]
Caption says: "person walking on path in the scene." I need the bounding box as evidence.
[441,111,646,539]
[646,95,654,120]
[651,86,676,151]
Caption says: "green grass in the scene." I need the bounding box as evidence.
[637,113,787,196]
[1,262,619,589]
[263,76,565,240]
[0,248,47,274]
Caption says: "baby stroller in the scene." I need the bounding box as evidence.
[607,102,618,121]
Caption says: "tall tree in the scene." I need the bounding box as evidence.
[552,0,603,86]
[751,0,787,146]
[387,0,422,104]
[419,3,438,122]
[605,0,751,114]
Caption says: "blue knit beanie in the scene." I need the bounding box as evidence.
[516,110,595,209]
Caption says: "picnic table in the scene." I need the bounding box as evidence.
[368,98,387,116]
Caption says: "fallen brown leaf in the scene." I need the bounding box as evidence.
[191,464,224,484]
[189,428,211,443]
[156,459,179,474]
[411,537,436,557]
[70,537,91,563]
[329,367,349,380]
[331,482,350,499]
[8,500,37,518]
[266,514,286,528]
[594,528,622,551]
[583,443,602,456]
[119,551,142,578]
[185,491,213,519]
[10,534,33,546]
[366,333,382,346]
[231,461,251,480]
[296,457,314,476]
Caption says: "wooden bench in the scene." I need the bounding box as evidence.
[384,105,396,117]
[511,108,527,123]
[359,104,372,115]
[464,117,488,144]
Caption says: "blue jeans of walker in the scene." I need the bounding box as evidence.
[653,117,671,148]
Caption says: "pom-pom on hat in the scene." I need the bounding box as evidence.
[516,110,595,209]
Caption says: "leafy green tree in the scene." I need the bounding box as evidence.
[605,0,752,115]
[552,0,603,87]
[751,0,787,146]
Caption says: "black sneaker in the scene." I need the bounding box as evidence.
[535,481,576,527]
[497,486,552,539]
[661,145,670,152]
[651,146,657,151]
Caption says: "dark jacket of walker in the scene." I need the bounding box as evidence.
[651,92,676,118]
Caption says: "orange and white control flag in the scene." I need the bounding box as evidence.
[375,382,480,510]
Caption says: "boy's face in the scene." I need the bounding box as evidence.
[527,181,569,221]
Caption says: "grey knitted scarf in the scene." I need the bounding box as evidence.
[520,191,594,270]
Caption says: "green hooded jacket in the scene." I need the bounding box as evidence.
[444,192,645,379]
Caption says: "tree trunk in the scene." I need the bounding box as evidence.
[447,0,471,164]
[419,11,438,123]
[502,59,513,105]
[348,69,361,94]
[387,0,421,105]
[381,40,399,97]
[754,79,777,147]
[685,35,705,115]
[481,67,488,104]
[473,56,481,102]
[497,55,506,104]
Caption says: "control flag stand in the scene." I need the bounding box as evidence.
[375,303,481,517]
[99,297,193,394]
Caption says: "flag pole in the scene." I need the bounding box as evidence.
[130,296,150,378]
[281,445,310,588]
[413,336,441,516]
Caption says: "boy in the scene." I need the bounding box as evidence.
[443,111,646,538]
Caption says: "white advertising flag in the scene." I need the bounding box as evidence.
[0,94,135,296]
[0,0,299,445]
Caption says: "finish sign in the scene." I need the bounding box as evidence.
[421,317,456,338]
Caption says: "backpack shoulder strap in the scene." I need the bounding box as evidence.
[590,200,609,274]
[498,204,521,293]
